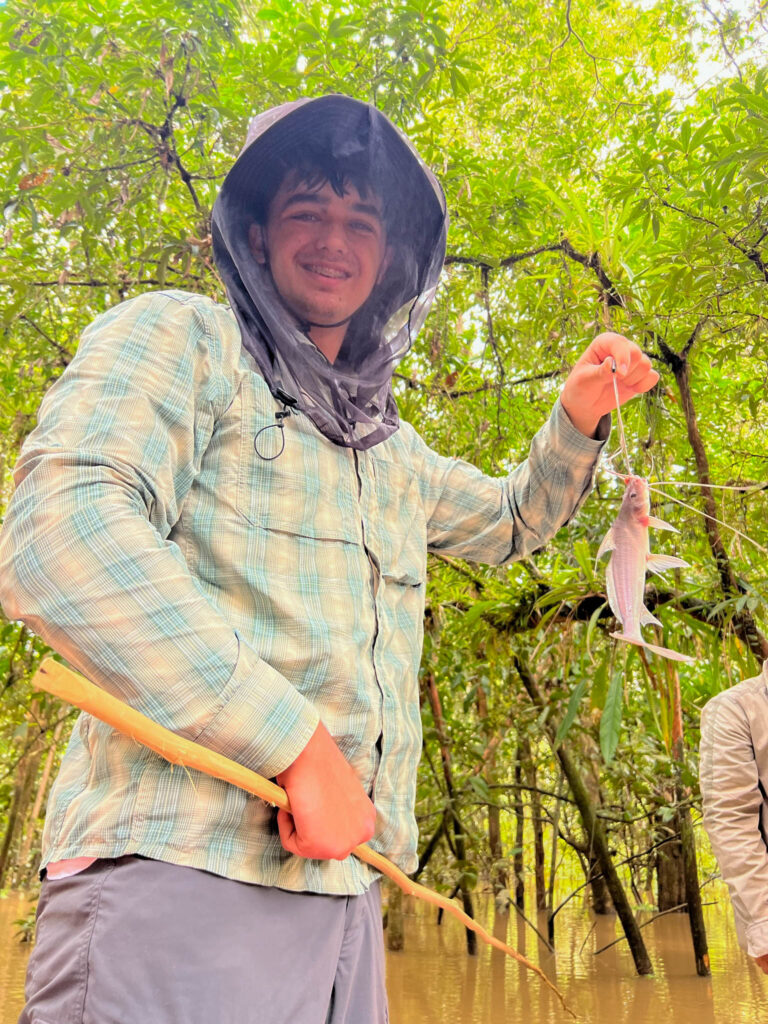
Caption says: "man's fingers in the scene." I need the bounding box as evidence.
[622,366,659,393]
[599,347,658,395]
[277,808,298,853]
[591,332,632,374]
[277,805,374,861]
[596,356,649,391]
[622,349,655,384]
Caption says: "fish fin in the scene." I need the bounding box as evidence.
[646,516,678,533]
[610,631,641,646]
[646,553,689,576]
[639,606,662,628]
[595,528,616,563]
[610,632,695,664]
[605,568,623,628]
[641,640,695,664]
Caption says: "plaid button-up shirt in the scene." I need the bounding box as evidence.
[0,290,607,894]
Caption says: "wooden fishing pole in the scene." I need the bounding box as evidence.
[31,657,576,1017]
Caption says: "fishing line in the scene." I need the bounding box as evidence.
[599,466,768,551]
[602,466,766,493]
[647,483,768,555]
[610,359,632,475]
[645,480,767,492]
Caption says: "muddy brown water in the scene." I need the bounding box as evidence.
[1,884,765,1023]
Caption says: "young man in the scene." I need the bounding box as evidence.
[0,95,658,1023]
[700,659,768,975]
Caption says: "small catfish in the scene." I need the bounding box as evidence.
[596,475,694,663]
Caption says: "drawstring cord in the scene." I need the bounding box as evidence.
[254,387,298,461]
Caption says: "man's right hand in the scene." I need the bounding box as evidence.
[275,721,376,860]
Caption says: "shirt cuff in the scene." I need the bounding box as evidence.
[193,632,320,780]
[746,919,768,959]
[549,397,611,465]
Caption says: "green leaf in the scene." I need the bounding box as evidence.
[586,600,607,661]
[600,667,624,763]
[468,774,491,801]
[328,17,359,38]
[449,66,470,96]
[462,599,499,626]
[590,656,609,710]
[690,117,714,151]
[555,678,588,747]
[572,538,594,582]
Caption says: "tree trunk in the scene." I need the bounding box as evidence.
[16,718,65,887]
[476,686,508,898]
[513,745,525,910]
[578,734,615,915]
[655,819,686,912]
[386,879,405,951]
[516,657,653,975]
[527,756,548,912]
[413,811,447,881]
[677,798,710,975]
[588,852,614,914]
[547,771,565,944]
[669,662,710,976]
[424,671,477,955]
[0,778,24,889]
[0,727,43,889]
[488,799,507,898]
[659,337,768,662]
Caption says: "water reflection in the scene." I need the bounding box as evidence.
[1,885,766,1023]
[382,889,766,1024]
[0,893,33,1024]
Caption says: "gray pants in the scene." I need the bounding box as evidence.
[19,855,388,1024]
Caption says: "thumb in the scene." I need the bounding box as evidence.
[584,356,613,381]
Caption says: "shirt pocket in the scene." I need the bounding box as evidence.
[370,456,427,588]
[235,383,360,547]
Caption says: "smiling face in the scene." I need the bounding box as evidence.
[249,173,391,363]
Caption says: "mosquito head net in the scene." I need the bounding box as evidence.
[211,94,447,449]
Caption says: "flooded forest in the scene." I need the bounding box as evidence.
[1,0,768,1021]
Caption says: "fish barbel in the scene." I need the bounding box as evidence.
[596,475,694,664]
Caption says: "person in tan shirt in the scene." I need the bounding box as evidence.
[700,658,768,973]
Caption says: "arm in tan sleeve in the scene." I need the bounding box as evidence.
[700,690,768,958]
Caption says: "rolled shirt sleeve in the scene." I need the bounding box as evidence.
[700,686,768,958]
[407,398,609,563]
[0,291,319,779]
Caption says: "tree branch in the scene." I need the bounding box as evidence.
[393,369,561,399]
[20,316,72,363]
[445,238,627,308]
[655,330,768,662]
[701,0,743,82]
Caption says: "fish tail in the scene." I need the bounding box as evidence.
[610,632,695,664]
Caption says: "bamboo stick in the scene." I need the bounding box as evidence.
[32,657,575,1017]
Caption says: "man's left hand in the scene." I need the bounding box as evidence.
[560,332,660,439]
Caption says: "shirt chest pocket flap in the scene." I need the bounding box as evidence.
[370,456,426,588]
[236,391,360,544]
